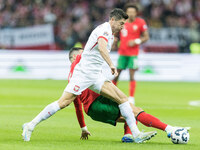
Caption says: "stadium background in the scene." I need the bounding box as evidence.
[0,0,200,81]
[0,0,200,150]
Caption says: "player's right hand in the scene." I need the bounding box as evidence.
[127,40,136,47]
[110,66,118,77]
[80,130,91,140]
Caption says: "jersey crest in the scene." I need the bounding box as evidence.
[74,85,80,92]
[133,25,138,31]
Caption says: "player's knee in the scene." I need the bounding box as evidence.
[137,107,143,112]
[120,96,128,103]
[132,107,143,117]
[58,99,73,109]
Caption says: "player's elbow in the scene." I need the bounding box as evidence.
[145,35,149,41]
[143,33,149,42]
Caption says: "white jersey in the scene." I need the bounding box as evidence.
[75,22,114,75]
[65,22,114,95]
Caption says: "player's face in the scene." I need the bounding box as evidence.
[126,8,137,21]
[113,18,126,32]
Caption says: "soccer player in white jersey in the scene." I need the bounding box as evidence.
[22,8,156,143]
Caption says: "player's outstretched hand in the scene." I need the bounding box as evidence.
[80,130,91,140]
[110,66,118,77]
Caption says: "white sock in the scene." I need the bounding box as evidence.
[28,101,60,130]
[128,97,135,105]
[165,125,173,133]
[119,101,140,138]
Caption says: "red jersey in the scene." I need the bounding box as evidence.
[68,54,100,128]
[73,89,100,128]
[118,17,147,56]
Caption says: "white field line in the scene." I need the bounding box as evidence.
[188,100,200,107]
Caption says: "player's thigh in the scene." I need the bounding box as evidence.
[100,81,128,104]
[88,96,120,126]
[128,56,138,70]
[89,73,109,94]
[58,91,77,108]
[117,55,128,70]
[65,71,93,95]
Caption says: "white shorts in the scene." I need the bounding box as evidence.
[64,70,110,95]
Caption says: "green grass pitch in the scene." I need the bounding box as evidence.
[0,79,200,150]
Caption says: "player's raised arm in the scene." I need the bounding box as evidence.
[140,30,149,43]
[98,38,118,76]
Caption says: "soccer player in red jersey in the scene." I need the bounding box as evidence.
[113,3,149,105]
[69,48,190,142]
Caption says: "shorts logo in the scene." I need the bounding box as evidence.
[73,85,80,92]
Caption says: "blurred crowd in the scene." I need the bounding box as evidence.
[0,0,200,50]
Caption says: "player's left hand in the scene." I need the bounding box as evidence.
[80,130,91,140]
[110,65,118,77]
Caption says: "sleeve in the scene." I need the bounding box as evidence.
[73,97,86,128]
[140,19,148,32]
[96,26,110,42]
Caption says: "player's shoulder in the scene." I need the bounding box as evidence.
[96,22,112,33]
[98,22,109,28]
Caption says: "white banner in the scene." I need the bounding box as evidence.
[148,27,191,44]
[0,50,200,82]
[0,24,54,47]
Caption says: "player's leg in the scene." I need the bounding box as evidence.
[129,69,136,104]
[22,91,76,141]
[121,103,140,142]
[117,104,141,143]
[112,55,128,85]
[136,111,191,138]
[87,96,120,126]
[100,81,156,142]
[87,96,154,143]
[119,105,190,140]
[22,71,91,141]
[128,56,138,105]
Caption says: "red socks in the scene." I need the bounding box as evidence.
[124,121,138,135]
[124,112,168,135]
[112,80,117,86]
[129,81,136,97]
[137,112,168,131]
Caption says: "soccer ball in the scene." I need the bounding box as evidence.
[171,128,189,144]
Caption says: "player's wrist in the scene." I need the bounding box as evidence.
[134,38,142,45]
[81,126,88,132]
[109,63,115,68]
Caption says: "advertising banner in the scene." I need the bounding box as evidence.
[0,50,200,82]
[0,24,54,50]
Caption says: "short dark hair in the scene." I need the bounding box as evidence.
[69,47,82,61]
[124,3,138,12]
[109,8,128,20]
